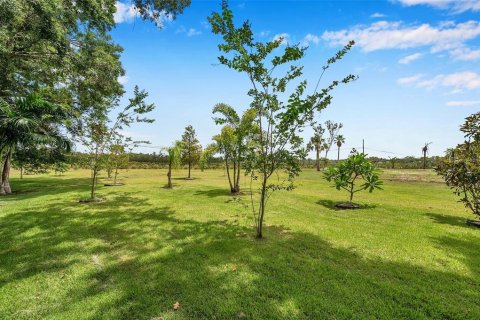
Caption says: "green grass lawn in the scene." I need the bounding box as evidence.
[0,168,479,319]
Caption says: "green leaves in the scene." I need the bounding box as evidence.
[324,152,383,202]
[436,112,480,217]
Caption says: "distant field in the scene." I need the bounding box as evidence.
[0,169,479,319]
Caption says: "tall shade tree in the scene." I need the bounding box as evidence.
[436,112,480,220]
[336,134,345,161]
[209,0,356,238]
[0,94,71,194]
[212,103,256,193]
[308,123,325,171]
[165,141,183,188]
[78,86,155,200]
[0,0,190,100]
[422,142,432,169]
[181,125,202,179]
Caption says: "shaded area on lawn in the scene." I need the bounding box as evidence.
[0,191,479,319]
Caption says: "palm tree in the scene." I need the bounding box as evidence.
[0,94,71,195]
[336,134,345,161]
[309,124,325,171]
[212,103,256,193]
[164,141,183,189]
[422,142,432,169]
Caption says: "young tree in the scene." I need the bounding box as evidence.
[0,94,71,194]
[209,1,356,238]
[308,123,325,171]
[165,141,183,188]
[436,112,480,220]
[336,134,346,161]
[324,120,343,162]
[324,151,383,204]
[181,125,202,179]
[422,142,432,169]
[212,103,256,193]
[79,86,155,201]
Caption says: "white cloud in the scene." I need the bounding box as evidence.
[398,73,425,85]
[371,12,387,18]
[259,30,271,37]
[302,33,320,46]
[273,33,290,45]
[395,0,480,13]
[446,100,480,107]
[186,28,202,37]
[323,20,480,53]
[398,52,423,64]
[176,26,202,37]
[323,20,480,62]
[114,1,138,23]
[449,46,480,61]
[118,75,128,85]
[115,1,172,26]
[399,71,480,92]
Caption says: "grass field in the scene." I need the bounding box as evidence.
[0,168,479,319]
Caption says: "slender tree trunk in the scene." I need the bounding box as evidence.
[225,157,234,192]
[20,165,23,179]
[316,147,320,171]
[337,147,340,161]
[90,168,98,200]
[256,175,268,239]
[187,148,191,178]
[0,152,12,195]
[234,160,241,193]
[167,160,172,188]
[423,153,426,169]
[114,166,119,185]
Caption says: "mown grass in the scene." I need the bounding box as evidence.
[0,168,479,319]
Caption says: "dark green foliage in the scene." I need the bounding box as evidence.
[436,112,480,218]
[324,152,383,202]
[181,125,202,179]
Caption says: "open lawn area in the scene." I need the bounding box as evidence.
[0,169,479,319]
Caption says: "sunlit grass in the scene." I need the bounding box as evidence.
[0,168,478,319]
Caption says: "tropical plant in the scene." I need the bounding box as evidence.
[436,112,480,219]
[324,151,383,203]
[165,141,183,188]
[0,94,71,194]
[336,134,345,161]
[324,120,343,162]
[212,103,256,193]
[422,142,432,169]
[181,125,202,179]
[308,123,325,171]
[208,0,356,238]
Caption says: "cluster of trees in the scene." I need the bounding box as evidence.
[0,0,190,196]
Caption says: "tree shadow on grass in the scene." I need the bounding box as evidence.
[0,193,479,319]
[425,212,471,228]
[316,199,377,211]
[194,188,233,198]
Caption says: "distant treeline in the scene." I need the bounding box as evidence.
[63,152,441,170]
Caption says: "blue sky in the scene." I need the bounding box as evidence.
[109,0,480,158]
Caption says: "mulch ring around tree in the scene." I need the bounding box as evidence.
[79,197,106,203]
[104,183,125,186]
[335,202,361,210]
[466,220,480,228]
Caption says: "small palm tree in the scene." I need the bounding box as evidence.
[0,94,70,194]
[422,142,432,169]
[336,135,345,161]
[164,141,183,188]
